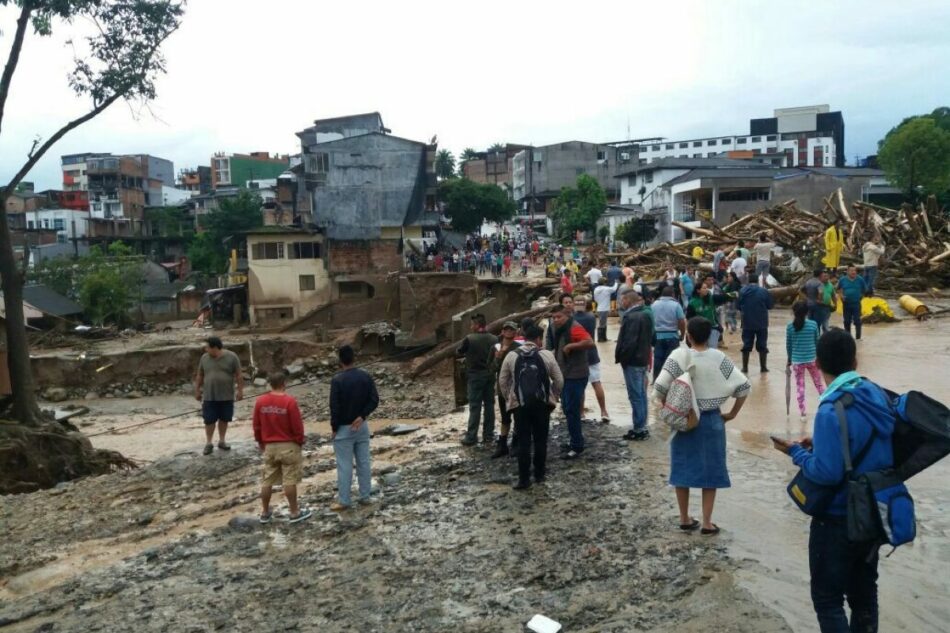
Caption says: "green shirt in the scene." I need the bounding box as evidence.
[198,350,241,401]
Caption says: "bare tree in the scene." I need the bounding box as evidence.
[0,0,183,429]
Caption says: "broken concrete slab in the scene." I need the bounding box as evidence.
[376,424,421,436]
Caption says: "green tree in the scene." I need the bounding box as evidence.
[435,149,456,181]
[487,143,505,153]
[0,0,184,426]
[460,147,479,162]
[190,191,263,273]
[597,225,610,242]
[79,267,133,326]
[551,174,607,239]
[439,178,516,234]
[616,217,659,249]
[878,108,950,200]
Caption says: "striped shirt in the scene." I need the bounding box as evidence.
[786,319,820,364]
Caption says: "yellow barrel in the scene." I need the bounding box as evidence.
[899,295,929,318]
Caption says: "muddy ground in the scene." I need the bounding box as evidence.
[1,309,948,632]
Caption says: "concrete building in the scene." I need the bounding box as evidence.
[245,228,329,326]
[512,141,622,229]
[22,208,89,244]
[177,166,212,195]
[210,152,289,189]
[460,144,530,190]
[633,105,845,168]
[85,155,147,237]
[61,152,110,193]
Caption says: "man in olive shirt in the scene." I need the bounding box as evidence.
[457,314,498,446]
[195,336,244,455]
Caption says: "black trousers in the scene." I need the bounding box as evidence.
[497,392,513,430]
[513,402,551,483]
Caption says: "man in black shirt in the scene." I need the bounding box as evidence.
[457,314,498,446]
[329,345,379,511]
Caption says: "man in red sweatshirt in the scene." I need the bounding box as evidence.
[253,372,311,524]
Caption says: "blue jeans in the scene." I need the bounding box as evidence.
[810,304,832,334]
[863,267,878,295]
[843,301,862,339]
[561,377,586,451]
[653,337,680,380]
[333,423,372,506]
[622,365,648,432]
[809,516,879,633]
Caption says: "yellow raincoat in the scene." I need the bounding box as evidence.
[822,225,844,270]
[692,246,705,259]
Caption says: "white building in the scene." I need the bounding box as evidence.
[23,208,89,244]
[634,105,844,169]
[161,186,192,206]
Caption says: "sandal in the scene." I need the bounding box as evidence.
[259,510,273,524]
[701,524,721,535]
[288,508,312,523]
[679,519,700,531]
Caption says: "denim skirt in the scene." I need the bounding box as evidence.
[669,409,730,489]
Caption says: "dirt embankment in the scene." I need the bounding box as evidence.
[0,413,789,632]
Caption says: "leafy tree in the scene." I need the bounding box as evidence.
[551,175,607,239]
[487,143,505,153]
[460,147,479,162]
[597,225,610,242]
[0,0,184,425]
[79,267,133,326]
[616,217,659,249]
[190,191,263,273]
[435,149,456,181]
[439,178,516,234]
[878,111,950,200]
[146,205,193,238]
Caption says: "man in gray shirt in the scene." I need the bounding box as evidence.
[195,336,244,455]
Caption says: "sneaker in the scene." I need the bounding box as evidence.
[329,502,350,512]
[622,430,637,440]
[512,480,531,490]
[259,510,273,524]
[559,443,571,452]
[358,497,377,506]
[562,449,583,460]
[601,416,611,424]
[460,437,477,447]
[288,508,312,523]
[632,430,650,441]
[202,443,213,455]
[217,442,231,451]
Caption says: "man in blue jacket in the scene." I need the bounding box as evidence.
[737,277,774,373]
[772,329,895,633]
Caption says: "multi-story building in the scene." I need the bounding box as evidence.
[22,208,89,244]
[177,166,212,195]
[210,152,289,189]
[85,155,147,236]
[61,152,109,193]
[461,144,530,190]
[633,104,845,168]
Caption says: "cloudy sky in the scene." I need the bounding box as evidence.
[1,0,947,190]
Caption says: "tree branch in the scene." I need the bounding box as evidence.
[0,1,34,140]
[3,91,122,198]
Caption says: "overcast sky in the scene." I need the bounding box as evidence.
[1,0,947,190]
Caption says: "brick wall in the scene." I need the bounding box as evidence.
[328,239,404,274]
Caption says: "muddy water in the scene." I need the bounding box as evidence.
[595,310,950,632]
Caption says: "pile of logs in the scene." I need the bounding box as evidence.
[603,192,949,291]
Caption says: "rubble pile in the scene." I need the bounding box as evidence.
[606,193,949,291]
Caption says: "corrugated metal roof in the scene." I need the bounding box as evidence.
[615,157,765,178]
[662,168,805,188]
[21,285,82,317]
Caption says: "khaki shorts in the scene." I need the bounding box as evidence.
[262,442,303,486]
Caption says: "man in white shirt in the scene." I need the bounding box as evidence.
[753,233,776,286]
[862,236,885,296]
[730,254,748,284]
[592,278,619,341]
[585,264,603,287]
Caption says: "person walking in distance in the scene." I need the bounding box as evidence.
[457,314,498,446]
[573,295,611,424]
[491,322,521,458]
[737,276,775,373]
[862,235,885,296]
[194,336,243,455]
[615,288,654,441]
[654,317,750,535]
[753,233,776,286]
[837,264,868,340]
[329,345,379,511]
[786,301,824,421]
[548,305,594,459]
[651,286,687,381]
[498,323,563,489]
[253,372,311,523]
[593,277,619,342]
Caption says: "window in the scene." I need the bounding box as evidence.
[693,153,702,158]
[290,242,321,259]
[751,136,761,142]
[767,135,777,141]
[651,145,660,151]
[679,142,688,148]
[338,281,375,299]
[707,139,717,146]
[628,176,636,186]
[53,218,65,231]
[27,220,34,229]
[722,138,732,145]
[752,149,761,155]
[693,141,702,147]
[718,189,770,202]
[251,241,284,260]
[596,150,607,161]
[42,219,50,228]
[737,138,747,145]
[299,275,316,291]
[305,153,329,173]
[707,152,716,157]
[57,234,67,244]
[665,144,674,150]
[575,167,585,176]
[645,172,653,184]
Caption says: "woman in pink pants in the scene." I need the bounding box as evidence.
[785,301,825,420]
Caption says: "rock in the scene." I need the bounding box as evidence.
[286,363,305,377]
[254,377,268,387]
[84,391,98,400]
[160,510,180,524]
[127,391,145,399]
[381,472,402,487]
[43,387,69,402]
[228,515,260,532]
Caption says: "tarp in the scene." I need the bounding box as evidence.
[834,296,896,321]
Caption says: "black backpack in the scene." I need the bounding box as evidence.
[514,348,550,406]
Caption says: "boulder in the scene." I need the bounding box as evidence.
[43,387,69,403]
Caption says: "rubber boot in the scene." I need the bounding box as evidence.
[491,436,509,459]
[855,321,862,340]
[597,327,608,342]
[741,352,750,374]
[759,352,769,373]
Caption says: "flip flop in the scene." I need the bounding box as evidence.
[288,508,312,523]
[259,511,273,524]
[701,524,721,535]
[679,519,700,531]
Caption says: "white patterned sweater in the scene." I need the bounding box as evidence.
[653,347,751,412]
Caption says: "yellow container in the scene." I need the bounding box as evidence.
[899,295,929,318]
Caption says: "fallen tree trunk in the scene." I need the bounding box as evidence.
[410,304,554,378]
